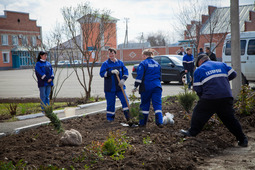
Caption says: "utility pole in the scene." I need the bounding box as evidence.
[231,0,241,99]
[140,32,144,44]
[123,18,129,48]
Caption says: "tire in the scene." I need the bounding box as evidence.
[179,72,192,85]
[179,73,186,85]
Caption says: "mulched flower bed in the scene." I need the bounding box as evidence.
[0,97,254,169]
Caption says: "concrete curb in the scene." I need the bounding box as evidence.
[78,100,106,109]
[7,98,142,137]
[16,100,108,121]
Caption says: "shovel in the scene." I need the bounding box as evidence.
[116,74,130,110]
[116,74,138,127]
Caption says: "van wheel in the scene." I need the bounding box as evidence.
[242,73,249,85]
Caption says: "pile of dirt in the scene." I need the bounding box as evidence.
[0,97,253,169]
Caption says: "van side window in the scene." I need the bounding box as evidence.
[225,41,231,55]
[247,40,255,55]
[225,40,246,55]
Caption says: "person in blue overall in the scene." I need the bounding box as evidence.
[99,48,130,122]
[35,51,54,111]
[182,47,194,89]
[180,54,248,147]
[133,49,163,127]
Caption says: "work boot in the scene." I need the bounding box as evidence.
[124,110,130,121]
[155,112,163,126]
[157,124,164,128]
[180,129,192,137]
[107,114,115,122]
[139,114,148,127]
[238,137,248,147]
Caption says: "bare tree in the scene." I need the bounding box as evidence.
[173,0,228,57]
[146,32,166,46]
[62,2,116,102]
[46,23,74,103]
[173,0,206,57]
[201,8,229,52]
[26,23,74,104]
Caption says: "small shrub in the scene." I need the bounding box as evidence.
[84,141,104,162]
[162,95,171,106]
[128,93,142,125]
[43,104,64,133]
[177,85,198,114]
[143,136,152,145]
[0,160,27,169]
[66,99,73,107]
[5,103,18,117]
[234,85,255,115]
[82,130,131,163]
[102,130,131,161]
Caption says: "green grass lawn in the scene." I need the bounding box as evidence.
[0,102,68,117]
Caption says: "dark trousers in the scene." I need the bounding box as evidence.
[189,97,246,141]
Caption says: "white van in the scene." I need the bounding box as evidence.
[222,31,255,84]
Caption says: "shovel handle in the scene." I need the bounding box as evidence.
[116,74,130,110]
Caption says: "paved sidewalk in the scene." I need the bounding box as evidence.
[0,100,124,138]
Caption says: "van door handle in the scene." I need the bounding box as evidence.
[247,56,249,60]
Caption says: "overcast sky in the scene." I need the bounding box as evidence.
[0,0,254,45]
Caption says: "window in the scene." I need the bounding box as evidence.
[31,36,37,46]
[225,40,246,56]
[22,36,28,46]
[12,35,18,45]
[154,57,161,64]
[161,57,172,66]
[2,52,10,63]
[1,34,8,45]
[247,39,255,55]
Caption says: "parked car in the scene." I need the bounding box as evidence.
[51,60,55,65]
[132,55,188,84]
[57,60,70,66]
[73,60,82,64]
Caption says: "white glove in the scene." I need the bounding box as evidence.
[132,87,138,93]
[118,79,125,87]
[111,69,119,75]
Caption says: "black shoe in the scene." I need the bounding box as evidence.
[180,129,192,137]
[157,124,164,128]
[139,124,146,127]
[128,122,138,127]
[238,137,248,147]
[107,119,114,123]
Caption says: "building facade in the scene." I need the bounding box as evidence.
[183,4,255,60]
[0,10,42,69]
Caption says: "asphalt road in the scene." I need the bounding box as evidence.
[0,66,184,99]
